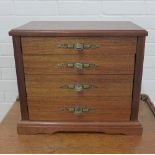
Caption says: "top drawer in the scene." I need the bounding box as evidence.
[21,37,137,55]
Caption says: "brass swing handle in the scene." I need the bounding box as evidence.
[57,62,98,70]
[62,107,95,115]
[60,83,97,92]
[58,43,100,51]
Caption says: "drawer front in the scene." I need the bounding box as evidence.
[23,36,135,122]
[21,37,137,55]
[25,75,133,97]
[28,96,131,122]
[23,55,135,75]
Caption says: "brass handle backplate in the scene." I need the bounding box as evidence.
[62,106,95,115]
[58,62,98,70]
[60,83,97,92]
[58,43,100,51]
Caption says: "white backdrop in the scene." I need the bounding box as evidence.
[0,0,155,120]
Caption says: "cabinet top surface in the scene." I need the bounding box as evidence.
[9,21,148,37]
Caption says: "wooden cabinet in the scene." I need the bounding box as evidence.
[9,21,148,135]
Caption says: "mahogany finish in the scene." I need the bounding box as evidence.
[9,21,148,37]
[12,37,29,120]
[131,37,146,121]
[9,21,148,135]
[21,37,137,55]
[25,75,133,97]
[1,100,155,153]
[23,55,135,75]
[28,96,131,122]
[18,121,142,135]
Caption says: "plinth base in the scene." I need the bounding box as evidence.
[17,121,143,135]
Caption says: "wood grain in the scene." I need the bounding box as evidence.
[23,55,135,75]
[21,37,137,55]
[9,21,148,37]
[131,37,146,121]
[9,21,148,136]
[28,96,131,122]
[1,100,155,153]
[25,75,133,97]
[12,37,29,120]
[17,121,142,135]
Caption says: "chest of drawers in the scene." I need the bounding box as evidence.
[9,21,148,135]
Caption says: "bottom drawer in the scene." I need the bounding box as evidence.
[28,96,131,122]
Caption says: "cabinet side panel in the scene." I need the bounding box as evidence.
[13,37,29,120]
[131,37,146,121]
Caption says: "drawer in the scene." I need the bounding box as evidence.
[23,55,135,75]
[25,75,133,97]
[21,37,137,55]
[28,96,131,122]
